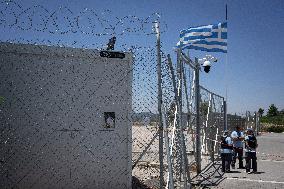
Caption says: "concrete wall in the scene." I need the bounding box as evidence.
[0,42,133,189]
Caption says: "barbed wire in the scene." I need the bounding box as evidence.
[0,0,167,38]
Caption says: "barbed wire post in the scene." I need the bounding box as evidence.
[154,20,164,189]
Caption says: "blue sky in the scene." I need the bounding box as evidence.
[1,0,283,114]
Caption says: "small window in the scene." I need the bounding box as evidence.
[104,112,115,128]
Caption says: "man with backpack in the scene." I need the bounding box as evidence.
[231,126,245,169]
[244,128,258,174]
[220,130,233,172]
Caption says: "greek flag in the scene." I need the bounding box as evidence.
[176,22,227,53]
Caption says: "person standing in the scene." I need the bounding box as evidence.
[245,128,258,174]
[231,126,245,169]
[220,130,233,172]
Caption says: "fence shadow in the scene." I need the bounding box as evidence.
[191,161,226,187]
[132,176,153,189]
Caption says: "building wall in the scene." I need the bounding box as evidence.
[227,114,246,131]
[0,43,133,189]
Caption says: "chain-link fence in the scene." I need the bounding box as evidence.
[244,111,260,135]
[0,1,165,188]
[0,1,259,189]
[199,86,225,159]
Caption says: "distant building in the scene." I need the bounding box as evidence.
[227,114,246,130]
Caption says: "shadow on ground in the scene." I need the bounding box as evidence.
[191,161,227,188]
[132,176,155,189]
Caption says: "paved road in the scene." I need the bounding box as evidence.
[213,133,284,189]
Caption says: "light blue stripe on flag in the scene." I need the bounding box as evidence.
[177,22,227,53]
[182,44,227,53]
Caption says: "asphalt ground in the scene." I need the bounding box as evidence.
[212,132,284,189]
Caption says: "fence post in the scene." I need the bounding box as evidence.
[254,111,259,135]
[182,58,191,130]
[194,57,201,174]
[167,54,179,188]
[208,94,215,162]
[154,21,164,189]
[190,71,196,153]
[257,113,260,134]
[223,100,227,131]
[177,49,190,188]
[162,104,174,189]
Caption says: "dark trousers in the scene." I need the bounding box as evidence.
[245,152,257,172]
[221,153,232,172]
[232,147,243,168]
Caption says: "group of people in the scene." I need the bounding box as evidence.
[220,126,258,174]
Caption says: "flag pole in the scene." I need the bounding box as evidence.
[224,3,228,130]
[225,4,228,101]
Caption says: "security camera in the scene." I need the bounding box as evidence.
[202,60,211,73]
[198,55,217,73]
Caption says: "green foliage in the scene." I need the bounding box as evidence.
[267,104,278,117]
[0,96,4,105]
[260,115,284,125]
[258,108,264,117]
[263,125,284,133]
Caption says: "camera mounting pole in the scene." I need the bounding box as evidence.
[194,57,202,174]
[179,51,202,174]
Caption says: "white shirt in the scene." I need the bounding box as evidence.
[231,131,244,148]
[220,136,233,154]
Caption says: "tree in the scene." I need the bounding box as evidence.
[267,104,278,117]
[258,108,264,117]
